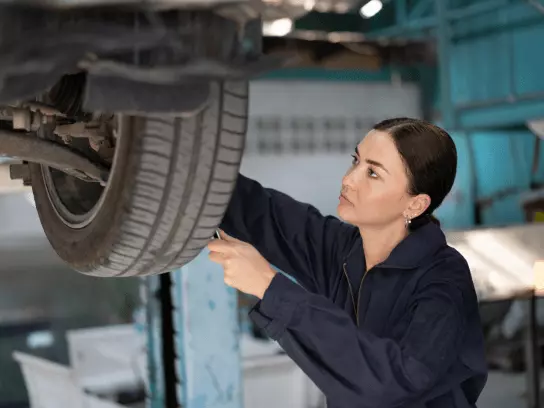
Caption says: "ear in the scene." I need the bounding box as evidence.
[404,193,431,219]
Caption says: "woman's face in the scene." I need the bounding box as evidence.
[337,130,428,228]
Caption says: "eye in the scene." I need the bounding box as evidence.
[367,167,379,179]
[351,154,359,166]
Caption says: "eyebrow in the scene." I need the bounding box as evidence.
[366,159,390,174]
[354,146,389,174]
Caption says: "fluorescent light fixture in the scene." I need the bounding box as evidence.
[360,0,383,18]
[263,18,293,37]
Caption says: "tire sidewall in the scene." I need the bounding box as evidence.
[29,115,142,273]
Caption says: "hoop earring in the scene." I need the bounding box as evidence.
[404,215,412,228]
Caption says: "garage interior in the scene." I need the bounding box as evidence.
[1,1,544,408]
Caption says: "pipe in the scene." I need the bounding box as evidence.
[435,0,455,129]
[367,0,510,37]
[0,130,108,184]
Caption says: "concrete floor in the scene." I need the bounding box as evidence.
[478,370,541,408]
[122,371,538,408]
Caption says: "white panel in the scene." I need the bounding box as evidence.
[246,80,422,155]
[240,154,346,216]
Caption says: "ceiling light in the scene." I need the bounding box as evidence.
[303,0,316,11]
[263,18,293,37]
[360,0,383,18]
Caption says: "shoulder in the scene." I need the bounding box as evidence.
[406,246,481,331]
[416,244,476,296]
[430,244,470,272]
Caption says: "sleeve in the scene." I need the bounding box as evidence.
[249,270,468,408]
[220,174,357,295]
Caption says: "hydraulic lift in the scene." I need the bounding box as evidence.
[143,250,243,408]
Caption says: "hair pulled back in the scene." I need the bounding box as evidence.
[372,118,457,229]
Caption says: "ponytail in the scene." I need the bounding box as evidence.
[408,213,440,231]
[428,214,440,226]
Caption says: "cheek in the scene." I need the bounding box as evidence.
[356,182,405,213]
[338,182,405,224]
[355,179,383,202]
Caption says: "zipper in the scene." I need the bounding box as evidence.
[343,262,370,327]
[342,263,357,323]
[355,269,370,327]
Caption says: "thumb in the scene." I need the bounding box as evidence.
[218,229,241,243]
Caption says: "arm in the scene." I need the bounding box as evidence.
[249,265,469,408]
[220,174,357,295]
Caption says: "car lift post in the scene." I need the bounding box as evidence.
[144,249,243,408]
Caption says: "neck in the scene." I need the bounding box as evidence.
[359,221,408,270]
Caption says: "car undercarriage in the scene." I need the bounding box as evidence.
[0,0,428,277]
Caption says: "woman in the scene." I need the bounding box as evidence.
[208,118,488,408]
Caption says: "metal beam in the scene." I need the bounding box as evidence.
[456,94,544,130]
[525,294,542,408]
[396,0,408,26]
[435,0,454,129]
[451,3,542,40]
[408,0,433,19]
[143,276,167,408]
[0,130,109,184]
[367,0,510,37]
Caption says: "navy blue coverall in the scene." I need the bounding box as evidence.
[221,174,488,408]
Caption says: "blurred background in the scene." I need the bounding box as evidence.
[2,1,544,408]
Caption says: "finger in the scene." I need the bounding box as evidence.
[207,239,236,254]
[223,273,235,288]
[208,251,227,265]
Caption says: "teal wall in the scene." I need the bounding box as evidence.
[407,1,544,129]
[436,130,544,229]
[434,1,544,227]
[256,0,544,229]
[364,1,544,228]
[449,3,544,129]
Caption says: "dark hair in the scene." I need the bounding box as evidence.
[372,118,457,229]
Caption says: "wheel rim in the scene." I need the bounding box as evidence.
[42,116,121,229]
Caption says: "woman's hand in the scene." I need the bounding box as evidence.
[207,230,277,299]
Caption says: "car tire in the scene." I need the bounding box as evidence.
[30,80,247,277]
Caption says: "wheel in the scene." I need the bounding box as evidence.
[29,81,247,277]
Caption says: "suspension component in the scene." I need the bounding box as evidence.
[0,130,109,184]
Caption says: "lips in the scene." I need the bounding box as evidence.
[339,193,352,204]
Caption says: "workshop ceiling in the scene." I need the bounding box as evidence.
[292,0,397,34]
[262,1,435,70]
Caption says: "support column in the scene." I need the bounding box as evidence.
[171,250,243,408]
[144,250,242,408]
[435,0,455,130]
[142,275,166,408]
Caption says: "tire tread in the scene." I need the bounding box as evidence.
[91,81,247,277]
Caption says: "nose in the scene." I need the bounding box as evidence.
[342,165,359,190]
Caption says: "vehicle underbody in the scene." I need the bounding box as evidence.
[0,0,431,277]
